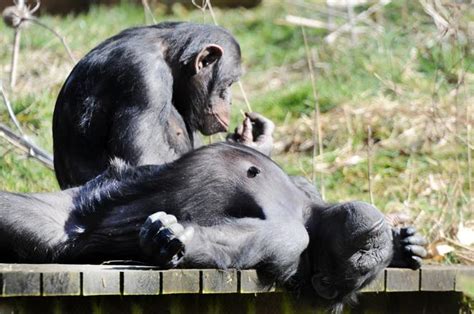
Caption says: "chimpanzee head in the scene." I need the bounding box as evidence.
[307,201,393,311]
[170,24,242,135]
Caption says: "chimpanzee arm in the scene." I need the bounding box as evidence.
[0,190,74,261]
[182,218,309,282]
[139,214,309,281]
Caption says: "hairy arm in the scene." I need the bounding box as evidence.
[182,218,309,282]
[0,190,75,261]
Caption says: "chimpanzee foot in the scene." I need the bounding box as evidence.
[139,212,194,268]
[390,227,427,270]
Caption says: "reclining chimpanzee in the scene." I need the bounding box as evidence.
[0,142,426,310]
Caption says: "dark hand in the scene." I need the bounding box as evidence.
[227,112,274,156]
[390,227,427,270]
[139,212,194,268]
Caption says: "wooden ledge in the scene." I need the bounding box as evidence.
[0,264,472,297]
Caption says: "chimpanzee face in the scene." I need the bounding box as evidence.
[188,43,242,135]
[310,202,393,308]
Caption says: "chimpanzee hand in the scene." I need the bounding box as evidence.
[389,227,427,270]
[139,212,194,268]
[227,112,274,156]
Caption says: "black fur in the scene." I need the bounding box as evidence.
[0,143,426,311]
[53,22,242,188]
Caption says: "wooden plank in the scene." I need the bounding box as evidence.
[123,270,160,295]
[455,267,474,292]
[0,264,160,272]
[202,269,238,294]
[421,266,456,291]
[42,272,81,296]
[1,272,41,297]
[161,270,200,294]
[239,270,276,293]
[361,271,385,293]
[82,271,121,296]
[386,268,419,292]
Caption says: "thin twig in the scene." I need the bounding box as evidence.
[0,81,24,135]
[325,0,391,44]
[346,0,357,45]
[0,123,53,169]
[442,236,474,253]
[0,81,54,169]
[302,26,324,199]
[237,81,252,113]
[327,0,335,29]
[141,0,157,24]
[23,17,76,64]
[367,126,374,205]
[406,157,415,206]
[192,0,252,113]
[10,28,21,89]
[285,15,331,30]
[468,123,472,213]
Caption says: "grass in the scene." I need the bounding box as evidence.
[0,0,473,262]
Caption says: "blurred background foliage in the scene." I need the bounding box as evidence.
[0,0,473,263]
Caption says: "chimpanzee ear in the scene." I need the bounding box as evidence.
[311,274,338,300]
[194,44,224,73]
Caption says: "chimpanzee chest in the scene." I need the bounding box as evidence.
[165,111,193,155]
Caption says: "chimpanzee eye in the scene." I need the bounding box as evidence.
[247,166,261,178]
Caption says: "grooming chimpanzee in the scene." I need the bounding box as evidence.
[0,142,426,310]
[53,22,245,188]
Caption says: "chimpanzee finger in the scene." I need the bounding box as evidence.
[400,227,417,237]
[235,124,244,138]
[403,245,427,258]
[407,255,423,270]
[241,117,253,143]
[152,221,181,243]
[245,112,275,136]
[163,238,186,260]
[152,227,174,246]
[139,212,166,240]
[400,235,428,246]
[177,226,195,245]
[167,222,184,235]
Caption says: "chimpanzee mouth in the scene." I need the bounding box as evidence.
[213,113,229,131]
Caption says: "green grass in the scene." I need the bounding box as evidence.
[0,0,473,260]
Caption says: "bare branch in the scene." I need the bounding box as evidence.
[22,17,76,64]
[0,81,24,135]
[285,15,331,30]
[325,0,391,44]
[9,28,21,89]
[0,81,54,169]
[0,123,54,169]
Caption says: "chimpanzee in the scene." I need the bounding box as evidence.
[53,22,252,189]
[0,142,426,310]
